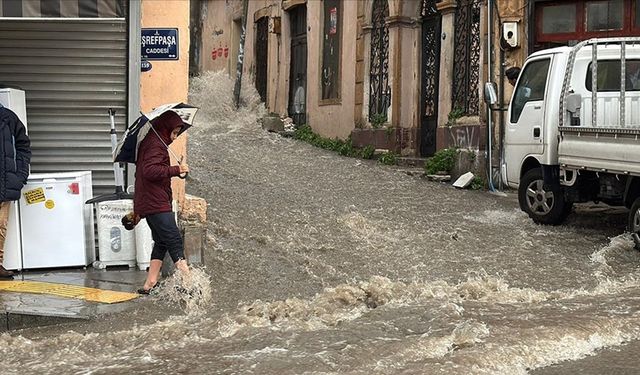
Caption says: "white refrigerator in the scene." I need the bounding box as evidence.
[19,171,95,269]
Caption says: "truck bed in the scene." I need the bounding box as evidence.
[558,125,640,176]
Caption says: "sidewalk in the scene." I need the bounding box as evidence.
[0,267,147,331]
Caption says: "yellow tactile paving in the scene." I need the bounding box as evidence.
[0,280,139,304]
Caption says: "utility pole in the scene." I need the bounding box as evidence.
[233,0,249,109]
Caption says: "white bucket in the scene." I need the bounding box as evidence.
[135,218,153,271]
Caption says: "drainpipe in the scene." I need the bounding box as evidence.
[233,0,249,109]
[487,0,495,191]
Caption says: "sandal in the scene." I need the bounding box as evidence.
[136,282,160,295]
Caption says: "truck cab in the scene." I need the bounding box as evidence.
[503,38,640,241]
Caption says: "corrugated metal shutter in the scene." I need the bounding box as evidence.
[0,19,127,196]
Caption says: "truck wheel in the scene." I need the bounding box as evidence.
[627,198,640,250]
[518,168,569,225]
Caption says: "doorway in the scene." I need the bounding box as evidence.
[288,5,307,126]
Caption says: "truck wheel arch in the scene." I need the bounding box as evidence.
[520,157,541,178]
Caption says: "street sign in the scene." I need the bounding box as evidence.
[141,28,179,60]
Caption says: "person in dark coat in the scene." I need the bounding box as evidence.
[506,66,521,87]
[135,110,189,294]
[0,105,31,279]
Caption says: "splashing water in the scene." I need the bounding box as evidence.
[153,267,213,316]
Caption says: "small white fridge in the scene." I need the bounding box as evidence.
[19,171,95,269]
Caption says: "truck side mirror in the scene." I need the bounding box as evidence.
[484,82,497,105]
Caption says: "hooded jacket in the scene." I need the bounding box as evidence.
[134,111,183,217]
[0,106,31,201]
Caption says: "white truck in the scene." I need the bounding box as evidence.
[503,38,640,242]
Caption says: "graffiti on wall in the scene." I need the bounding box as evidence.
[210,25,228,61]
[212,45,229,60]
[448,125,480,150]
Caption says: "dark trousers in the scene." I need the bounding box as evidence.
[146,211,184,263]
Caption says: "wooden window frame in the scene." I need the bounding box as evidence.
[318,0,343,106]
[535,0,635,43]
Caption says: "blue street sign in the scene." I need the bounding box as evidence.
[141,28,179,60]
[141,60,152,72]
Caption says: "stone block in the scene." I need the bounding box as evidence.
[180,194,207,222]
[261,116,284,132]
[183,222,206,266]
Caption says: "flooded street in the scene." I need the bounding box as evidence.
[4,72,640,374]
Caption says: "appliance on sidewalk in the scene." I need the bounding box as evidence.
[0,88,27,270]
[95,199,136,268]
[19,171,95,269]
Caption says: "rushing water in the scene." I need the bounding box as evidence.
[3,71,640,374]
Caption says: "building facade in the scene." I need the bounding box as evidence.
[0,0,190,205]
[193,0,639,162]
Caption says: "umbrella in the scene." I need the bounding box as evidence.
[113,102,198,164]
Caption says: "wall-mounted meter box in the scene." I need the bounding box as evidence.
[502,22,519,48]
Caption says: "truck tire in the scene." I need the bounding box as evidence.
[627,198,640,250]
[518,168,569,225]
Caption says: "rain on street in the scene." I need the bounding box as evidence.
[3,72,640,374]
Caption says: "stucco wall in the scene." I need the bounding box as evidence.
[200,0,243,74]
[307,0,357,139]
[140,0,190,209]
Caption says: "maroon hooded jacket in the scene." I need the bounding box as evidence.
[134,111,183,217]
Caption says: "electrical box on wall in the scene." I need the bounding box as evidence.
[269,17,281,34]
[502,21,519,48]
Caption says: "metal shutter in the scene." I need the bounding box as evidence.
[0,19,127,196]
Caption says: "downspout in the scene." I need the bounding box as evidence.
[499,41,505,190]
[233,0,249,109]
[487,0,495,191]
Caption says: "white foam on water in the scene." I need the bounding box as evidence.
[589,234,634,269]
[375,320,490,370]
[463,209,530,226]
[216,275,565,338]
[154,266,213,316]
[0,317,216,373]
[188,71,265,137]
[222,346,289,360]
[451,317,640,375]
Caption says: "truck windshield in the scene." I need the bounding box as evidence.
[511,58,550,123]
[586,60,640,92]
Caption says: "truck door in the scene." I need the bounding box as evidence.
[504,57,551,185]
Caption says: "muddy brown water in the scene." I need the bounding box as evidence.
[3,72,640,374]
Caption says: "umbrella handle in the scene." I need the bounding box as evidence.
[179,172,188,180]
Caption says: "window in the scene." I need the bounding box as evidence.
[542,4,577,34]
[320,0,341,102]
[586,0,623,31]
[511,59,551,123]
[586,60,640,91]
[535,0,639,50]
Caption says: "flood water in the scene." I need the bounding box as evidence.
[3,72,640,374]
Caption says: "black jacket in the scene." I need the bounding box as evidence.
[0,106,30,201]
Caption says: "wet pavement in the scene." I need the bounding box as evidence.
[3,72,640,373]
[0,268,146,330]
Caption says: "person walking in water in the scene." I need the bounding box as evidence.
[135,110,190,294]
[0,104,30,279]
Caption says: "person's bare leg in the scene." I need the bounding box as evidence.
[174,259,191,284]
[143,259,163,290]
